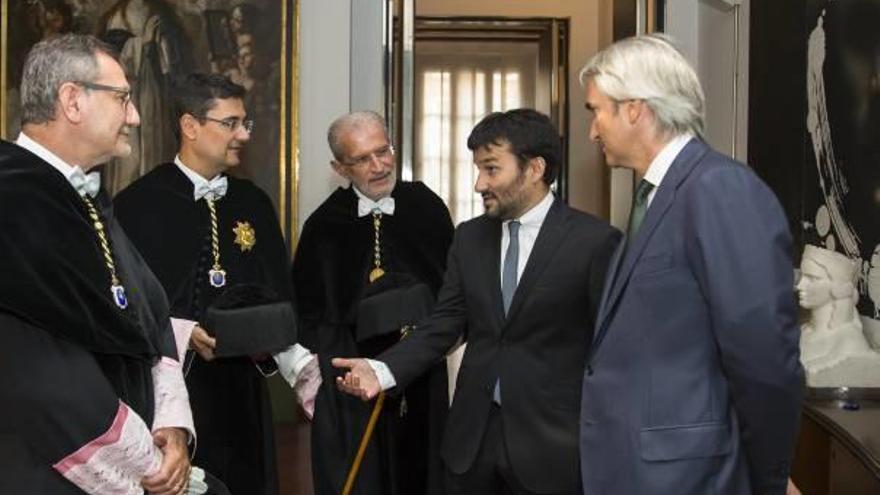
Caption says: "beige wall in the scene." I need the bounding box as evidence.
[418,0,614,219]
[297,0,352,235]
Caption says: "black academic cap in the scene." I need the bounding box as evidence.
[201,284,297,357]
[355,273,436,343]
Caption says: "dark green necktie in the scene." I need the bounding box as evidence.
[627,179,655,240]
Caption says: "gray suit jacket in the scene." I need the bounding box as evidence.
[580,139,804,495]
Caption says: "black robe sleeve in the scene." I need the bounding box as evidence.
[0,141,180,493]
[0,313,122,494]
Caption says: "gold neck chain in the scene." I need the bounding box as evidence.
[81,196,128,309]
[368,211,385,283]
[205,198,227,288]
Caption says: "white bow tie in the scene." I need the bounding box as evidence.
[69,167,101,198]
[358,196,395,217]
[194,176,228,201]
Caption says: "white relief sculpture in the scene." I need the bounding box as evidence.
[798,245,880,387]
[806,11,862,261]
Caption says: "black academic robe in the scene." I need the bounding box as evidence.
[292,182,453,495]
[115,163,296,495]
[0,140,177,493]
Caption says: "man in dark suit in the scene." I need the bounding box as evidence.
[334,108,620,495]
[578,34,804,495]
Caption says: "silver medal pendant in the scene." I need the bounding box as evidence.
[208,268,227,288]
[111,284,128,309]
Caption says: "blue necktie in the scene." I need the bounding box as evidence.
[495,220,521,404]
[502,220,521,314]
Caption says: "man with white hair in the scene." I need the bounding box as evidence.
[293,111,454,495]
[579,34,804,495]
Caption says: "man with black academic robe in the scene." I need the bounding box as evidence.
[115,73,318,495]
[0,34,197,495]
[292,111,454,495]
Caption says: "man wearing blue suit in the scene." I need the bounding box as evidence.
[579,35,804,495]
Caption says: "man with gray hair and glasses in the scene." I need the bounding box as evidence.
[578,34,804,495]
[292,111,453,495]
[0,34,217,494]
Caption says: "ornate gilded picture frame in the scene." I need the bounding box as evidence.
[0,0,299,243]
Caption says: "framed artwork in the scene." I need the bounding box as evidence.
[750,0,880,322]
[0,0,300,244]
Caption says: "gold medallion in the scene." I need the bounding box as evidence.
[233,221,256,252]
[369,267,385,282]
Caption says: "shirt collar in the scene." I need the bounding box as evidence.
[174,155,222,188]
[642,133,694,189]
[505,190,554,229]
[16,131,82,182]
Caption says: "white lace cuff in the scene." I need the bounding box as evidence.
[273,344,314,385]
[170,318,197,362]
[274,344,321,419]
[151,357,195,443]
[53,401,161,495]
[366,359,397,391]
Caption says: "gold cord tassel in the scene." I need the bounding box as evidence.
[206,198,227,288]
[81,197,128,309]
[368,211,385,283]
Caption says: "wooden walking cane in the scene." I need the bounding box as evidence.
[341,391,386,495]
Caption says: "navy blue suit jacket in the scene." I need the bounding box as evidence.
[580,139,804,495]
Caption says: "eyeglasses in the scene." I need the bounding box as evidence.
[73,81,131,108]
[201,116,255,134]
[340,145,395,168]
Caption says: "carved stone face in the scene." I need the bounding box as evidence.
[797,245,857,310]
[797,258,833,309]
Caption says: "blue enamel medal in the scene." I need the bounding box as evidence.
[209,268,227,288]
[111,284,128,309]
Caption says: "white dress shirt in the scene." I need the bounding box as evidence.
[15,132,94,193]
[500,190,555,288]
[642,133,694,208]
[369,190,556,390]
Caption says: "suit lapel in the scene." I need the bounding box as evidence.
[592,139,709,354]
[593,240,626,337]
[504,199,567,325]
[480,217,506,329]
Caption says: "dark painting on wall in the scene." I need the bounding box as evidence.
[751,0,880,325]
[802,0,880,318]
[0,0,297,237]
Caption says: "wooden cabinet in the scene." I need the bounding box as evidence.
[792,401,880,495]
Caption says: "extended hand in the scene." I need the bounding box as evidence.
[332,357,381,401]
[189,325,217,362]
[142,428,190,495]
